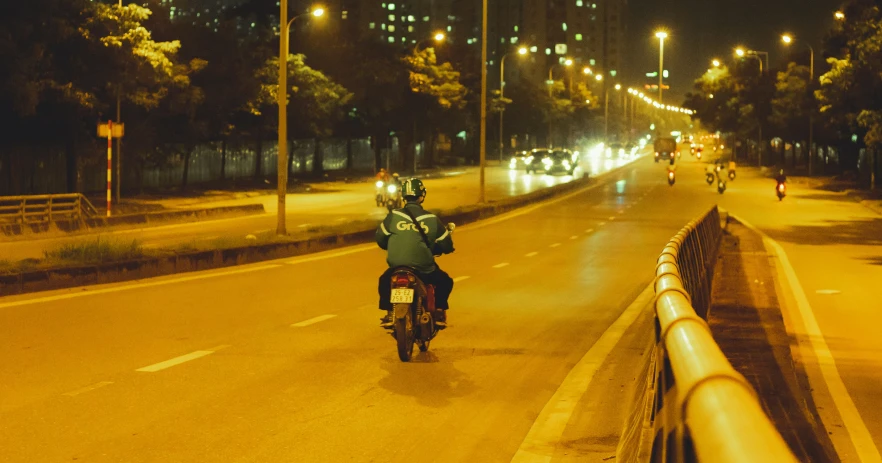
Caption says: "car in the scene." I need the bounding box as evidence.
[625,142,638,155]
[526,148,577,175]
[524,148,550,174]
[606,142,626,158]
[507,150,531,170]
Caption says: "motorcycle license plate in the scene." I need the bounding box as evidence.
[390,288,414,303]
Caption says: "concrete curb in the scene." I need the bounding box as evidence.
[0,163,632,297]
[0,204,265,238]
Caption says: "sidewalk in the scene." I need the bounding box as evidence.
[707,218,838,462]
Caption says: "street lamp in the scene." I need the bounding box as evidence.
[605,84,623,142]
[655,30,668,103]
[712,59,721,67]
[546,59,573,147]
[413,31,446,53]
[583,66,592,75]
[595,74,603,81]
[834,11,845,20]
[479,0,487,203]
[782,33,816,174]
[499,46,529,160]
[277,3,325,235]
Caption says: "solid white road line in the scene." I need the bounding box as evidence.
[286,244,376,265]
[291,314,338,327]
[137,349,217,373]
[549,243,561,248]
[569,235,578,240]
[511,283,654,463]
[453,276,471,282]
[0,264,282,310]
[738,216,882,463]
[525,252,539,257]
[297,223,313,228]
[493,263,510,269]
[62,381,114,397]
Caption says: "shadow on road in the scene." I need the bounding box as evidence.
[765,217,882,247]
[377,354,477,408]
[708,221,839,462]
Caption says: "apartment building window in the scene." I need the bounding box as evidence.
[388,14,395,21]
[388,3,395,10]
[370,22,376,29]
[388,36,395,43]
[388,25,395,32]
[576,0,583,5]
[575,33,582,41]
[510,37,518,44]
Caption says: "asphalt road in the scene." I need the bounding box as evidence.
[0,152,638,261]
[0,154,720,462]
[703,164,882,462]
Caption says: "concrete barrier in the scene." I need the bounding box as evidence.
[0,174,601,297]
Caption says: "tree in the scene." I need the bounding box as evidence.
[770,62,812,166]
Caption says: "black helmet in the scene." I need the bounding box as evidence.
[402,178,427,200]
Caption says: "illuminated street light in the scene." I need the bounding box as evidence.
[277,3,325,234]
[615,83,622,90]
[595,74,603,81]
[655,30,668,103]
[564,58,574,66]
[583,67,592,75]
[499,46,531,161]
[834,11,845,20]
[414,31,446,53]
[712,59,721,67]
[781,32,816,175]
[434,31,445,42]
[735,47,746,57]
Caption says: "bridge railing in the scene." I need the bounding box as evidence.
[0,194,99,225]
[647,205,797,463]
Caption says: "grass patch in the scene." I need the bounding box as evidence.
[43,237,145,264]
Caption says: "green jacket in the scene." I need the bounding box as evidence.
[376,201,455,273]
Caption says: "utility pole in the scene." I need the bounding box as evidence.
[277,0,288,235]
[479,0,487,203]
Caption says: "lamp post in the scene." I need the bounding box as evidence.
[546,59,573,147]
[499,46,528,161]
[712,58,721,68]
[783,33,816,175]
[479,0,487,203]
[735,47,767,167]
[655,31,667,103]
[277,4,324,235]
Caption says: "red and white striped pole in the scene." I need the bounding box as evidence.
[106,120,112,217]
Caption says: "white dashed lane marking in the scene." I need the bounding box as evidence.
[585,229,595,234]
[453,276,471,282]
[493,263,510,269]
[136,345,230,373]
[62,381,114,397]
[291,314,338,327]
[570,235,578,240]
[549,243,561,248]
[525,252,539,257]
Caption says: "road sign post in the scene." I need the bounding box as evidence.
[97,122,125,217]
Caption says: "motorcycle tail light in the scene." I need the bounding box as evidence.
[394,275,412,286]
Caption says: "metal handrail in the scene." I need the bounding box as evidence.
[649,206,797,462]
[0,194,98,225]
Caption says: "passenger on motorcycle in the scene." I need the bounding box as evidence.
[376,178,455,327]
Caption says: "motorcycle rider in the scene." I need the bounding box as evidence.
[376,168,389,183]
[775,169,787,185]
[376,178,455,328]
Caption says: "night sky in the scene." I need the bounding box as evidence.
[626,0,841,102]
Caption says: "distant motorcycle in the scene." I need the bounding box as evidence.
[667,170,676,186]
[728,170,736,180]
[776,182,786,201]
[717,179,727,194]
[386,223,455,361]
[705,173,715,185]
[385,182,403,212]
[375,180,387,207]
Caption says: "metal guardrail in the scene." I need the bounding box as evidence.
[647,206,797,463]
[0,194,99,225]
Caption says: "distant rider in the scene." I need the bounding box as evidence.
[375,179,455,328]
[376,168,389,183]
[775,169,787,185]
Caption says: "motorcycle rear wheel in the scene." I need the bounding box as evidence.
[394,303,415,362]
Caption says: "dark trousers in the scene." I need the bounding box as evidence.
[378,267,453,311]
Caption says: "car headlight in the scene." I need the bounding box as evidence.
[375,180,384,188]
[563,161,571,169]
[542,158,553,166]
[387,184,397,194]
[525,156,534,163]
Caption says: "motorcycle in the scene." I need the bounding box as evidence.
[728,170,736,181]
[696,150,702,160]
[776,182,786,201]
[387,223,455,361]
[717,179,727,194]
[375,180,387,207]
[667,170,676,186]
[385,182,403,212]
[705,173,715,185]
